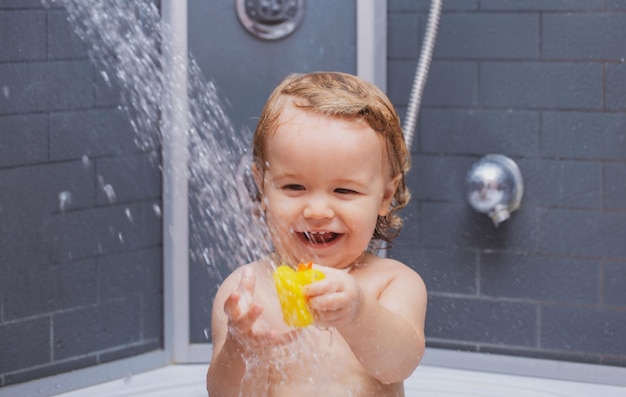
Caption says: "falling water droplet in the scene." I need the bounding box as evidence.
[100,70,111,85]
[125,207,133,222]
[2,86,9,98]
[118,232,124,243]
[103,184,116,203]
[82,154,90,168]
[152,203,161,217]
[203,328,210,340]
[59,191,72,212]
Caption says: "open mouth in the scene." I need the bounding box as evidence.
[302,231,339,245]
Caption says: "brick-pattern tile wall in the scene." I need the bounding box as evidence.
[388,0,626,366]
[0,1,163,386]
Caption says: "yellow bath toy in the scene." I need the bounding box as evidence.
[273,262,325,327]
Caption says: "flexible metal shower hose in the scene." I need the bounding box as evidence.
[402,0,443,150]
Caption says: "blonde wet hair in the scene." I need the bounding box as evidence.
[252,71,411,244]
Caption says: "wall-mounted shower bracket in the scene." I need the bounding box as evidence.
[236,0,305,40]
[465,154,524,227]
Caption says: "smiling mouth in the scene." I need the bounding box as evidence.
[302,231,339,245]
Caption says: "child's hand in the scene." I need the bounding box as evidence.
[223,267,263,337]
[224,267,300,348]
[304,265,362,329]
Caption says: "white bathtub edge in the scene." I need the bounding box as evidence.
[422,347,626,387]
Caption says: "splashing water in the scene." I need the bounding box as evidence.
[102,183,117,204]
[44,0,271,278]
[43,1,343,394]
[58,191,72,212]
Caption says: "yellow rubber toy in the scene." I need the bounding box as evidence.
[273,262,325,327]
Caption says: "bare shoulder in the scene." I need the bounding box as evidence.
[360,254,425,288]
[358,254,427,319]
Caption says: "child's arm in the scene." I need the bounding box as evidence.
[305,262,427,384]
[206,266,299,396]
[206,267,262,396]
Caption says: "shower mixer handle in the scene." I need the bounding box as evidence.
[465,154,524,227]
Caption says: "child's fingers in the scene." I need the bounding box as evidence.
[304,276,342,298]
[226,299,263,334]
[237,266,256,296]
[308,290,352,313]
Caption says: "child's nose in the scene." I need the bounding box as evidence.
[303,195,334,219]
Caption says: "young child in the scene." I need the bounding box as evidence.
[206,72,427,397]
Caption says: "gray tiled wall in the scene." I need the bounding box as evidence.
[0,1,163,387]
[388,0,626,366]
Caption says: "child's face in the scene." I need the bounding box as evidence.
[256,104,399,269]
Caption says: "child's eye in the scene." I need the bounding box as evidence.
[335,188,357,195]
[284,184,305,191]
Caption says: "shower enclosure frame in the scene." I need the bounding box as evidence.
[168,0,389,365]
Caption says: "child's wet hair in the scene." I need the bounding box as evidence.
[252,71,411,244]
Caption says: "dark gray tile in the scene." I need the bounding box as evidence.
[421,61,479,107]
[4,356,97,387]
[49,108,139,161]
[426,295,538,346]
[479,0,602,10]
[522,159,602,208]
[408,155,476,202]
[387,13,419,59]
[480,62,602,110]
[42,203,160,262]
[388,60,478,107]
[3,258,97,320]
[434,13,539,60]
[391,246,478,295]
[0,0,48,8]
[481,253,600,304]
[0,114,48,168]
[0,317,50,373]
[0,10,46,61]
[53,298,141,360]
[0,161,96,266]
[389,0,478,12]
[97,248,161,301]
[95,153,161,205]
[541,305,626,355]
[420,109,540,156]
[47,9,89,59]
[417,201,539,252]
[543,13,626,60]
[0,60,93,115]
[604,261,626,307]
[604,162,626,210]
[542,111,626,160]
[539,208,626,258]
[606,64,626,111]
[607,0,626,10]
[98,339,161,364]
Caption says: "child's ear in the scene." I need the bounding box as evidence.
[378,174,402,216]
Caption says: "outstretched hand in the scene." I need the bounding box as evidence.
[304,264,362,329]
[224,267,301,349]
